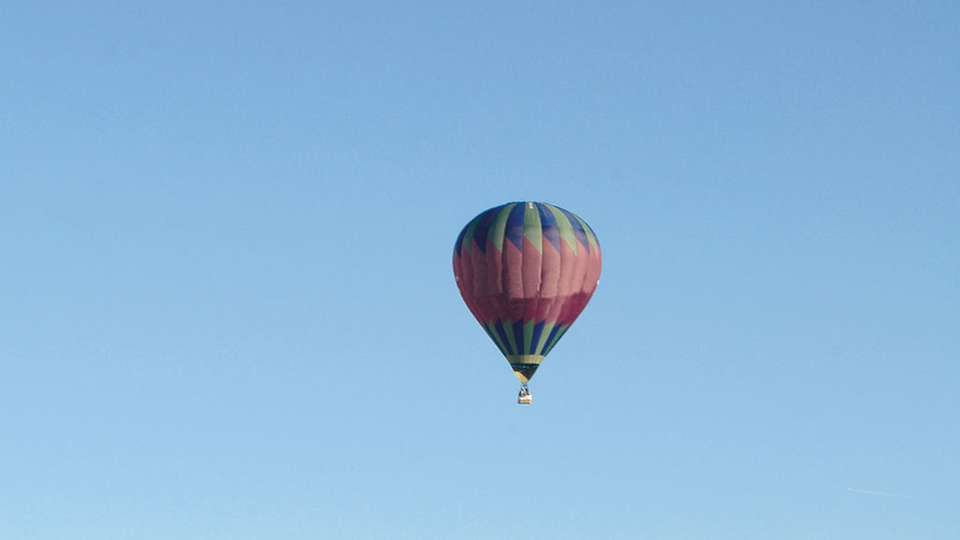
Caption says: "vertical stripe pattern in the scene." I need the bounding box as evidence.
[453,201,602,382]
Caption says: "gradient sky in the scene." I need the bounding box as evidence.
[2,2,958,539]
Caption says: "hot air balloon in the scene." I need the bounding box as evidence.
[452,201,602,405]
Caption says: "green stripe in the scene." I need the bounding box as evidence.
[461,217,480,257]
[533,322,554,355]
[523,202,542,253]
[489,203,515,253]
[543,324,569,355]
[485,322,508,356]
[522,320,535,354]
[545,204,579,255]
[572,213,599,252]
[502,319,519,355]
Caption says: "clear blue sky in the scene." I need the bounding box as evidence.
[2,2,958,539]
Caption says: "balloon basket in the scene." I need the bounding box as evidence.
[517,384,533,405]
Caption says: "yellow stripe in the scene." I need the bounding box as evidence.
[506,354,544,365]
[506,354,545,384]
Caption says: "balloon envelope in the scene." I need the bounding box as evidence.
[452,201,602,383]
